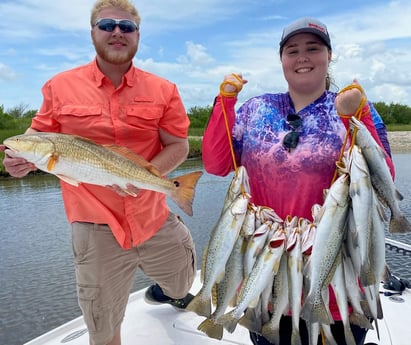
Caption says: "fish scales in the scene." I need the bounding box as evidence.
[3,132,203,216]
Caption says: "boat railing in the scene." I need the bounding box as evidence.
[385,238,411,256]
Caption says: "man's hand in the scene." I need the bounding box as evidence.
[106,183,140,197]
[1,145,37,178]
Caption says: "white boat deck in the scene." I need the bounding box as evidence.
[24,275,251,345]
[24,273,411,345]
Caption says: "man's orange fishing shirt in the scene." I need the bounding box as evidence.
[31,59,190,249]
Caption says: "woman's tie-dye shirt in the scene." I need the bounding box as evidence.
[203,90,392,221]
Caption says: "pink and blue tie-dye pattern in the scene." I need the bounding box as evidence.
[232,91,347,220]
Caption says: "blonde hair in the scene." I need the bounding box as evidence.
[90,0,141,27]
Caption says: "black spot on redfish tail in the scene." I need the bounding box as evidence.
[169,171,203,216]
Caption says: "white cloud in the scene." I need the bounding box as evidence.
[0,63,16,81]
[0,0,410,110]
[178,41,214,67]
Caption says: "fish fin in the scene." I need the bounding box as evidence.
[261,322,280,345]
[300,295,333,325]
[200,245,209,283]
[395,189,404,201]
[375,200,388,222]
[360,299,372,319]
[248,296,260,309]
[240,238,249,254]
[349,312,373,330]
[168,171,203,216]
[363,285,383,320]
[103,144,162,177]
[185,293,211,318]
[343,324,358,345]
[389,213,411,233]
[360,261,376,287]
[239,308,262,333]
[211,283,218,306]
[46,153,58,171]
[217,311,239,333]
[56,174,80,186]
[197,318,224,340]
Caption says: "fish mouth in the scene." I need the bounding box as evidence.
[4,148,18,157]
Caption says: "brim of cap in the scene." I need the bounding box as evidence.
[280,28,331,49]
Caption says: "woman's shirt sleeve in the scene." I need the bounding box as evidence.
[202,95,238,176]
[369,103,392,158]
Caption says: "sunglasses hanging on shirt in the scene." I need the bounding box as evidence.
[282,114,302,152]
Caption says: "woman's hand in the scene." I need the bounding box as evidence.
[220,73,248,96]
[335,81,366,116]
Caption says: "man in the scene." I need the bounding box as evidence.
[1,1,196,344]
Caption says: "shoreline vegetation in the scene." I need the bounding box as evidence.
[1,102,411,177]
[0,132,410,178]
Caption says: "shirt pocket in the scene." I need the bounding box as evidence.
[60,105,102,117]
[126,105,163,131]
[58,105,103,135]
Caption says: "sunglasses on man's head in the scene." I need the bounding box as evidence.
[283,114,302,152]
[95,18,139,33]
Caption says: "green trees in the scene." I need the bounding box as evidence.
[374,102,411,125]
[1,102,409,134]
[0,103,34,130]
[0,101,410,175]
[187,105,213,136]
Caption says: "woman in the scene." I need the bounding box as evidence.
[202,17,394,345]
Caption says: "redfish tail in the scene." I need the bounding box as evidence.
[169,171,203,216]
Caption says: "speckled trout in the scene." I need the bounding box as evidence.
[186,192,250,318]
[3,132,203,216]
[300,173,350,325]
[350,116,411,233]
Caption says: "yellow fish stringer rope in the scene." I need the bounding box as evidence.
[219,73,249,196]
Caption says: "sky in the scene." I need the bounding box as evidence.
[1,0,410,113]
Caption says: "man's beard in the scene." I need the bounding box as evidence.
[93,40,137,65]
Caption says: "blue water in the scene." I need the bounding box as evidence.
[0,156,410,345]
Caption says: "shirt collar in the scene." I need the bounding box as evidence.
[91,57,136,87]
